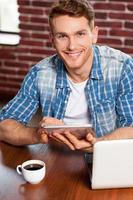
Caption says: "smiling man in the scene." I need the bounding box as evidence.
[0,0,133,150]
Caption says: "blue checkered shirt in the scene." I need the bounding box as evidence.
[0,45,133,137]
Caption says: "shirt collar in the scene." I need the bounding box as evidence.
[90,45,103,80]
[55,57,69,88]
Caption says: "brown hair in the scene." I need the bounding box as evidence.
[49,0,95,30]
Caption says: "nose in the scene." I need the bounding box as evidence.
[67,36,76,50]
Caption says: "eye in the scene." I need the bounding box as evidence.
[56,33,68,40]
[77,31,86,37]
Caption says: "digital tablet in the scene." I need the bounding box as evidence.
[42,124,93,139]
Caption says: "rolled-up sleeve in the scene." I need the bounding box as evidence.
[0,66,39,124]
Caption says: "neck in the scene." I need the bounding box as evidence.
[67,73,89,83]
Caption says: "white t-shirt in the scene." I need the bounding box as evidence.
[64,76,91,125]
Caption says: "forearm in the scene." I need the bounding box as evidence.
[0,119,39,146]
[99,127,133,141]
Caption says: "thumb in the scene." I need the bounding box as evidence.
[86,133,96,145]
[40,133,48,143]
[37,128,48,143]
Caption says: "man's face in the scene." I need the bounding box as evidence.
[50,15,98,71]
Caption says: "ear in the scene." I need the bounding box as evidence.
[92,26,99,44]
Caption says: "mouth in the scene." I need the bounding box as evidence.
[64,51,82,58]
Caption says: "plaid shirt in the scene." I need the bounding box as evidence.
[0,45,133,137]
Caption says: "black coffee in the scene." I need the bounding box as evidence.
[24,164,43,171]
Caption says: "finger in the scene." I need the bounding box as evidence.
[39,117,49,127]
[37,128,48,135]
[82,146,93,153]
[36,128,48,143]
[64,131,92,150]
[52,132,75,150]
[39,117,47,126]
[49,134,64,143]
[40,133,48,143]
[86,133,96,144]
[87,128,95,136]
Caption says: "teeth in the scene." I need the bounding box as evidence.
[67,52,81,57]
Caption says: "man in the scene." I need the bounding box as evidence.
[0,0,133,151]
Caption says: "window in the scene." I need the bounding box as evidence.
[0,0,20,45]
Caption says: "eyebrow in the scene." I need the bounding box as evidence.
[54,29,88,35]
[55,32,67,35]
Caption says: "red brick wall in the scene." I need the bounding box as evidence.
[0,0,133,99]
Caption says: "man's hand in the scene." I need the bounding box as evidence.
[38,116,64,143]
[50,130,97,152]
[38,117,97,151]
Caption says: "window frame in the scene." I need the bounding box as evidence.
[0,0,20,45]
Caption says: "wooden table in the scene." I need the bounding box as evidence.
[0,141,133,200]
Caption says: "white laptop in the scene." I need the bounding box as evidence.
[84,139,133,189]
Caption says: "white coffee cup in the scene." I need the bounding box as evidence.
[16,159,46,184]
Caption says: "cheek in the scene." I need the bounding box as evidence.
[79,41,92,50]
[55,44,68,53]
[78,36,93,46]
[53,40,64,50]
